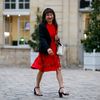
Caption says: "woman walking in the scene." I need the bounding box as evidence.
[31,8,69,98]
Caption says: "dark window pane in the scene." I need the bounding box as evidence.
[12,41,18,46]
[11,0,16,2]
[25,0,29,2]
[80,0,90,8]
[11,3,16,9]
[25,3,29,9]
[19,3,23,9]
[5,0,10,2]
[19,0,23,2]
[5,3,10,9]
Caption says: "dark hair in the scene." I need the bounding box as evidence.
[42,8,58,29]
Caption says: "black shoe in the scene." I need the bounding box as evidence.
[34,87,43,96]
[58,87,69,98]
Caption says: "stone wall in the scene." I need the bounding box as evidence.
[0,47,30,67]
[0,0,4,46]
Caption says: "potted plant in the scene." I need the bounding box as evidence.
[81,0,100,71]
[28,7,42,65]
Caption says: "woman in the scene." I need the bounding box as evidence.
[31,8,69,98]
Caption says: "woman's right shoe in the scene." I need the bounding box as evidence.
[58,87,69,98]
[34,87,43,96]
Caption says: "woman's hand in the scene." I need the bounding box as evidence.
[55,35,61,46]
[47,48,54,55]
[55,35,59,41]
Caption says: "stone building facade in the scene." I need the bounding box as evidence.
[0,0,92,67]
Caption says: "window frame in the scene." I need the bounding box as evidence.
[4,0,30,10]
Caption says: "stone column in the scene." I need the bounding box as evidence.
[69,0,79,66]
[62,0,79,67]
[61,0,70,67]
[0,0,4,46]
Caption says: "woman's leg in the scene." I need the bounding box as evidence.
[34,70,44,95]
[56,68,69,96]
[36,70,44,87]
[56,68,64,88]
[56,68,69,98]
[56,68,68,92]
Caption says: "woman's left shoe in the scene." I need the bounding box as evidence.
[58,87,69,98]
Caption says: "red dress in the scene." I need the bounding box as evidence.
[31,24,61,72]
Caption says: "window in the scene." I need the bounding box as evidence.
[19,0,30,9]
[19,18,30,45]
[4,0,30,9]
[5,0,16,9]
[80,0,94,9]
[4,16,30,46]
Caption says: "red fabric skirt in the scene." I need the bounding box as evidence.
[31,53,61,72]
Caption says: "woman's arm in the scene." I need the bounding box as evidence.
[39,24,50,54]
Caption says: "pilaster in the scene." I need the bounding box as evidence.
[0,0,4,46]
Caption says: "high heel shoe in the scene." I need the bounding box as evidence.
[34,87,43,96]
[58,87,69,98]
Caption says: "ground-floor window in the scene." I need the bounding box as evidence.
[4,15,30,46]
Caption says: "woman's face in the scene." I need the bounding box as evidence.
[45,12,54,24]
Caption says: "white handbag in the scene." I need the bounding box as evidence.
[57,45,64,56]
